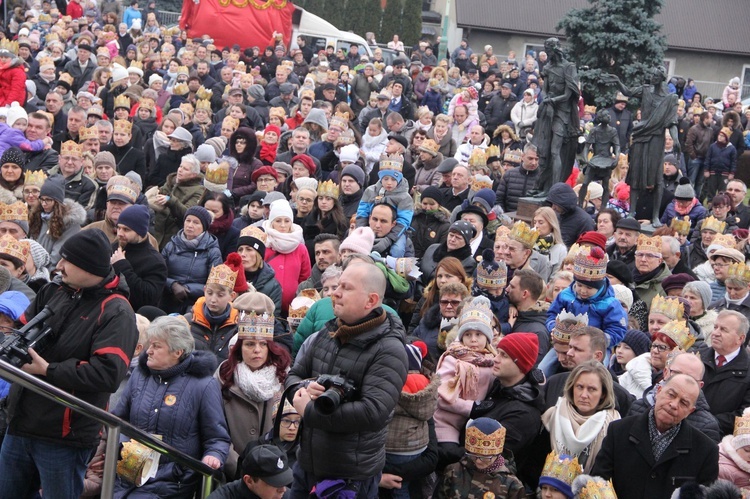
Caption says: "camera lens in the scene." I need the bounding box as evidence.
[315,389,341,415]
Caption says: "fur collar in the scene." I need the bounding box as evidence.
[720,435,750,473]
[62,198,88,229]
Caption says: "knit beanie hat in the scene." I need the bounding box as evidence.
[472,188,496,214]
[22,239,50,271]
[1,147,25,168]
[496,332,539,375]
[194,143,217,163]
[405,343,423,372]
[421,186,443,205]
[457,296,494,344]
[663,153,677,165]
[606,260,633,287]
[573,246,608,289]
[117,204,150,237]
[587,182,603,200]
[682,281,712,311]
[247,84,265,101]
[449,220,475,246]
[612,284,633,311]
[576,231,607,251]
[6,103,28,128]
[674,177,696,200]
[40,178,66,204]
[94,151,117,169]
[60,229,112,278]
[268,199,294,223]
[341,164,365,188]
[661,273,696,295]
[223,252,248,293]
[340,227,375,255]
[238,226,267,259]
[339,144,360,164]
[0,290,30,320]
[185,205,213,231]
[621,329,651,357]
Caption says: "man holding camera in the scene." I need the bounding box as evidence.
[286,259,408,499]
[0,229,138,498]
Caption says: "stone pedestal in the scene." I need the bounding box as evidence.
[514,197,545,222]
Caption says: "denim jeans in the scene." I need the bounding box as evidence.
[0,433,92,499]
[385,453,420,499]
[290,461,380,499]
[687,158,705,199]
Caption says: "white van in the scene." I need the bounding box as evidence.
[291,7,373,59]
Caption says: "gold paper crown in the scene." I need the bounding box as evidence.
[96,46,110,57]
[23,170,47,188]
[177,65,190,75]
[328,112,349,131]
[712,233,737,249]
[139,98,155,111]
[0,202,28,225]
[114,94,130,109]
[60,140,82,157]
[269,107,286,120]
[465,424,506,456]
[636,233,662,255]
[237,311,275,340]
[471,175,493,192]
[552,309,589,343]
[195,99,211,112]
[240,225,267,243]
[734,410,750,437]
[650,295,684,321]
[300,89,315,101]
[0,39,18,54]
[38,56,55,68]
[223,116,240,130]
[727,262,750,285]
[317,179,339,198]
[576,478,617,499]
[541,452,582,488]
[180,102,194,116]
[107,184,138,204]
[379,154,404,174]
[476,259,507,290]
[205,161,230,185]
[486,144,500,160]
[566,243,583,259]
[583,105,597,114]
[0,235,29,263]
[660,319,695,351]
[172,83,189,96]
[468,148,487,167]
[573,246,608,282]
[509,220,539,248]
[288,289,321,328]
[58,72,74,86]
[196,85,213,100]
[129,60,143,70]
[207,263,238,290]
[701,215,727,234]
[113,119,132,134]
[670,216,691,236]
[78,125,98,142]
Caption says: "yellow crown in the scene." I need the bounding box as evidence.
[235,61,246,73]
[465,424,506,456]
[471,175,493,192]
[60,140,82,157]
[468,148,487,167]
[712,233,736,249]
[552,309,589,344]
[177,65,190,75]
[541,452,582,489]
[734,410,750,437]
[660,319,695,351]
[328,112,349,131]
[510,220,539,248]
[205,161,230,185]
[269,107,286,120]
[180,102,194,117]
[237,311,275,340]
[573,246,608,282]
[650,295,684,321]
[240,225,267,244]
[58,72,74,86]
[207,263,238,290]
[78,125,98,142]
[129,60,143,70]
[566,243,583,260]
[96,46,110,57]
[727,262,750,285]
[0,235,29,263]
[114,94,130,109]
[0,39,18,54]
[113,119,132,134]
[583,105,597,115]
[288,289,321,328]
[670,216,691,236]
[196,86,213,100]
[576,478,617,499]
[379,153,404,174]
[138,98,155,112]
[172,83,189,96]
[23,170,47,188]
[317,179,339,198]
[300,89,315,101]
[486,144,500,160]
[195,99,211,112]
[223,116,240,130]
[636,233,662,255]
[0,201,28,224]
[701,215,727,234]
[38,56,55,68]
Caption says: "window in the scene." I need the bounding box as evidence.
[742,64,750,100]
[663,58,676,78]
[523,43,545,60]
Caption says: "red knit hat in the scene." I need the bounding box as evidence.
[225,252,248,293]
[576,231,607,251]
[251,164,279,183]
[496,333,538,375]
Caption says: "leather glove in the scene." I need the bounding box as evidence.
[171,282,188,301]
[372,237,391,254]
[469,400,496,419]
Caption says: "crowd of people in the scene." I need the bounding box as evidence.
[1,2,750,498]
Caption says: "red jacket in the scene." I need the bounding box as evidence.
[67,0,83,19]
[265,242,311,313]
[0,60,27,107]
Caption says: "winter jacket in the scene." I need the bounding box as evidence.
[413,152,444,193]
[286,310,408,480]
[485,94,518,133]
[340,190,364,219]
[705,141,737,175]
[421,89,444,117]
[454,137,489,166]
[111,237,167,313]
[0,57,27,106]
[420,242,477,286]
[512,302,552,365]
[160,231,223,314]
[410,207,451,259]
[350,73,379,114]
[628,382,721,443]
[242,263,281,315]
[47,166,97,209]
[719,436,750,491]
[633,263,672,313]
[700,345,750,436]
[547,280,628,348]
[229,128,263,202]
[152,173,204,248]
[428,129,457,159]
[112,351,230,498]
[381,419,439,499]
[186,298,239,362]
[146,147,191,189]
[685,122,713,159]
[34,199,87,269]
[104,142,146,179]
[510,99,539,135]
[265,241,311,313]
[546,182,595,247]
[437,456,525,499]
[24,148,59,173]
[62,58,95,94]
[386,374,440,453]
[357,178,414,240]
[496,165,539,212]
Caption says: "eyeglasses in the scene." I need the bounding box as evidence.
[297,197,314,204]
[280,418,300,428]
[711,262,730,268]
[635,252,660,259]
[651,344,670,353]
[466,453,496,463]
[256,177,276,184]
[39,197,55,204]
[439,299,461,307]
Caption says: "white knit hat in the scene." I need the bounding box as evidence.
[268,199,294,223]
[339,144,359,164]
[148,73,163,86]
[111,63,128,83]
[6,102,28,128]
[612,284,633,311]
[587,182,604,200]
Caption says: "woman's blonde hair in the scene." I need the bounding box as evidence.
[533,206,563,244]
[564,360,615,413]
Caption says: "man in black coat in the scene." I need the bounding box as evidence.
[496,145,539,212]
[545,182,594,247]
[607,93,633,153]
[591,374,719,499]
[485,83,518,135]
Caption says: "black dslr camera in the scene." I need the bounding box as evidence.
[0,306,55,368]
[315,374,358,415]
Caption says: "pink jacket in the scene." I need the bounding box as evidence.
[265,243,311,313]
[719,436,750,492]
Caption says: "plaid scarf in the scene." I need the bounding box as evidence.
[648,408,681,462]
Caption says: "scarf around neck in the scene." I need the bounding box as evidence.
[234,363,281,402]
[263,222,304,254]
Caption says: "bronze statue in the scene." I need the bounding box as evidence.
[600,66,679,227]
[530,37,580,197]
[578,109,620,207]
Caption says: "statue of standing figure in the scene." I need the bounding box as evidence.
[600,66,680,227]
[578,109,620,208]
[530,37,581,197]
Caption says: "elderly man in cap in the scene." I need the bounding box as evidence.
[0,229,138,498]
[359,92,392,133]
[496,143,539,212]
[351,63,379,114]
[48,140,97,208]
[62,41,95,93]
[269,83,299,117]
[379,58,413,99]
[367,133,416,188]
[606,217,641,272]
[707,246,746,302]
[607,92,633,154]
[208,444,292,499]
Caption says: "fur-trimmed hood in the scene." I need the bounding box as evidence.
[62,198,88,230]
[720,435,750,474]
[413,205,451,223]
[137,349,218,378]
[229,126,259,164]
[414,151,444,171]
[430,66,448,82]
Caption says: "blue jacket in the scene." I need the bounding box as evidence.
[705,141,737,175]
[122,6,142,28]
[162,231,223,298]
[356,178,414,240]
[546,281,628,347]
[112,350,230,498]
[660,201,707,236]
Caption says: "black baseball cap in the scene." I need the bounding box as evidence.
[241,445,292,487]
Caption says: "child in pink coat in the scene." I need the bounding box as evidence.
[719,408,750,493]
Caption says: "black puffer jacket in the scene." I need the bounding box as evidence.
[546,182,595,247]
[286,310,408,481]
[496,165,538,212]
[410,207,451,259]
[628,383,721,443]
